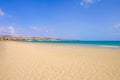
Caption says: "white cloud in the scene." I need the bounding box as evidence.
[80,0,100,8]
[0,8,4,17]
[0,26,17,36]
[8,26,16,34]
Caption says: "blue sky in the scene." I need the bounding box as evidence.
[0,0,120,40]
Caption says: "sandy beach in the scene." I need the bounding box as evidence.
[0,41,120,80]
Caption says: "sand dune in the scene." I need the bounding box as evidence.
[0,41,120,80]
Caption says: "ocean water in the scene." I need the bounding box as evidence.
[25,40,120,49]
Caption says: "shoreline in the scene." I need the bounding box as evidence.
[21,41,120,50]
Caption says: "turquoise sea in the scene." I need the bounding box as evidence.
[25,40,120,49]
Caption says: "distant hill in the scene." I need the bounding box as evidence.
[0,35,12,37]
[0,35,61,41]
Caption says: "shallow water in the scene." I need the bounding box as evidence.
[25,40,120,49]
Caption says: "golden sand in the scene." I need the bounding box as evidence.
[0,41,120,80]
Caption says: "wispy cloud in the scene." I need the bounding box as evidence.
[111,24,120,35]
[114,24,120,29]
[0,26,18,36]
[32,26,54,33]
[8,26,16,34]
[0,8,4,17]
[31,26,55,37]
[80,0,100,8]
